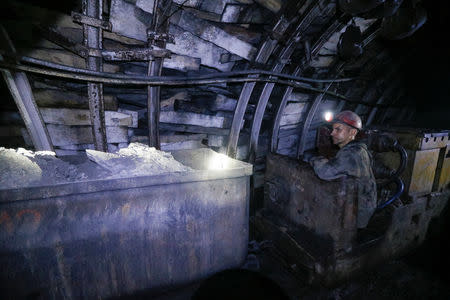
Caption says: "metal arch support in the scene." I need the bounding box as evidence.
[226,1,329,158]
[248,44,297,163]
[83,0,107,152]
[226,17,290,158]
[297,62,345,158]
[270,16,348,154]
[271,66,302,152]
[296,82,334,158]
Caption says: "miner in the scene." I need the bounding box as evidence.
[304,110,377,228]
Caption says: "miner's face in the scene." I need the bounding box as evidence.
[330,123,357,148]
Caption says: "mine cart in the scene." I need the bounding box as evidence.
[255,128,450,286]
[0,148,252,299]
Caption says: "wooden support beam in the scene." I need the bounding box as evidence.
[160,111,231,128]
[170,9,257,60]
[40,108,136,127]
[46,124,128,146]
[131,133,207,151]
[33,89,118,110]
[159,123,229,136]
[0,26,54,151]
[109,0,235,71]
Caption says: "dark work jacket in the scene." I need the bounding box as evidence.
[309,140,377,228]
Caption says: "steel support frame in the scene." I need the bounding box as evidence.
[226,0,326,159]
[83,0,107,152]
[146,0,171,149]
[270,16,348,154]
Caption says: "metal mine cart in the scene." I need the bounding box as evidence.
[0,148,252,299]
[254,128,449,286]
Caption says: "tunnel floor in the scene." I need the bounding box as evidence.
[137,241,450,300]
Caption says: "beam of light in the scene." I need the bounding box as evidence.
[324,111,333,122]
[208,153,230,170]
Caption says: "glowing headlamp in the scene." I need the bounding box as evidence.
[324,111,333,122]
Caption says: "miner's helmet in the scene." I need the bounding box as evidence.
[330,110,362,131]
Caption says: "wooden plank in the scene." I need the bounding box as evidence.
[207,134,227,147]
[1,30,53,151]
[46,124,128,146]
[55,143,121,155]
[219,23,262,44]
[309,55,335,68]
[171,10,257,60]
[174,100,213,115]
[284,102,306,115]
[182,7,222,22]
[39,108,135,127]
[222,4,244,23]
[33,89,118,110]
[159,123,229,135]
[289,92,310,102]
[280,113,304,126]
[161,140,206,151]
[57,143,126,152]
[277,135,299,150]
[109,0,149,41]
[6,1,142,46]
[254,0,282,13]
[130,134,206,151]
[172,0,203,8]
[160,111,231,128]
[109,1,235,70]
[131,133,206,144]
[162,92,190,111]
[162,54,201,72]
[167,25,235,71]
[57,143,94,150]
[199,0,231,15]
[209,94,237,111]
[59,27,200,72]
[117,109,138,128]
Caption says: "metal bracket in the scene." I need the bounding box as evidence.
[101,48,171,61]
[81,47,172,61]
[71,11,112,31]
[146,31,175,44]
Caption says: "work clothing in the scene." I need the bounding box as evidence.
[309,140,377,228]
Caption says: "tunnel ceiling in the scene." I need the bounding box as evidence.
[0,0,449,180]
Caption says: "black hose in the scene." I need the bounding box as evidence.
[377,177,405,210]
[13,56,356,84]
[0,61,353,100]
[391,142,407,178]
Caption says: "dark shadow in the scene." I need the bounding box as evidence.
[191,268,290,300]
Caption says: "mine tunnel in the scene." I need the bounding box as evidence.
[0,0,449,299]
